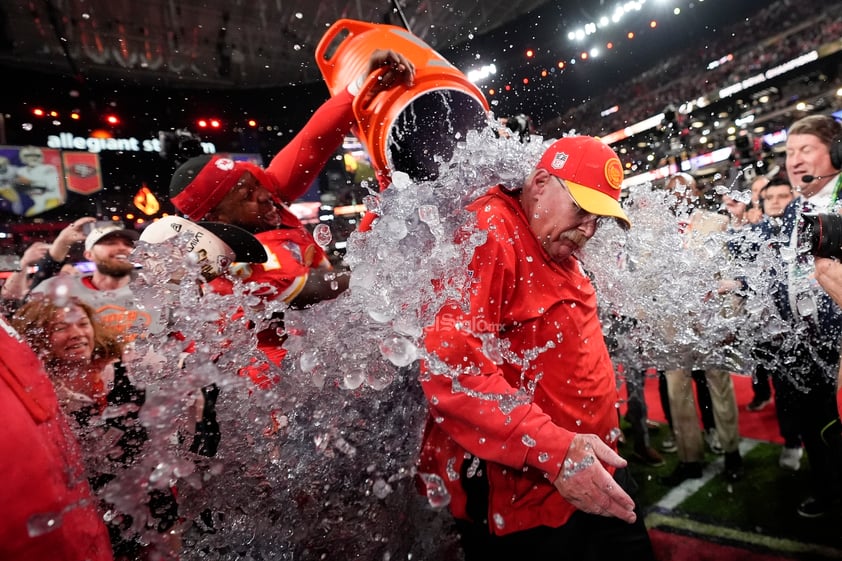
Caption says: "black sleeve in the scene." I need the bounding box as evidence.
[28,253,65,291]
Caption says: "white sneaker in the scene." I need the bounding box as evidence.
[660,431,677,453]
[779,446,803,471]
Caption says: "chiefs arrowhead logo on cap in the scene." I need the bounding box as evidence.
[215,158,235,171]
[604,158,624,190]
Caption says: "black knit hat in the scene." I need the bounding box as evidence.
[169,154,214,200]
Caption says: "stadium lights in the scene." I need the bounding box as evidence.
[197,118,223,129]
[568,0,648,42]
[467,64,497,83]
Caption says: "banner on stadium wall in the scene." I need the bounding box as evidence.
[0,142,263,217]
[62,151,103,195]
[0,145,67,217]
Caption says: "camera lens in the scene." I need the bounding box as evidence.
[798,213,842,259]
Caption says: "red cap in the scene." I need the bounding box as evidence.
[537,136,630,228]
[170,155,272,221]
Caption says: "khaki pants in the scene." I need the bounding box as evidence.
[665,368,740,462]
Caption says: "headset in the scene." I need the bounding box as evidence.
[831,133,842,171]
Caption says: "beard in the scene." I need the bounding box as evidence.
[96,258,134,278]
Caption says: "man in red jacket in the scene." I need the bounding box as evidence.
[169,48,415,309]
[0,317,113,561]
[418,136,655,560]
[167,49,415,380]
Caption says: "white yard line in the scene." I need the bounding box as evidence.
[656,439,758,510]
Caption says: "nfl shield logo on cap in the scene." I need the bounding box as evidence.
[551,152,569,170]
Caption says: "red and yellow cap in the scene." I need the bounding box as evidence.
[537,136,630,228]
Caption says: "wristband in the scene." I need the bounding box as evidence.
[347,74,366,97]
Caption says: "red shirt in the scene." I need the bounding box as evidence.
[419,186,620,535]
[208,216,330,378]
[264,89,356,204]
[0,323,113,561]
[212,220,330,304]
[208,92,346,367]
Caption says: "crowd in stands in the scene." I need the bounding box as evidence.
[540,0,842,170]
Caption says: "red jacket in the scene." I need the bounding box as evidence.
[209,90,349,369]
[213,222,330,306]
[265,88,357,204]
[418,186,620,536]
[0,322,113,560]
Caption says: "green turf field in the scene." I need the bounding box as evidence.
[622,422,842,559]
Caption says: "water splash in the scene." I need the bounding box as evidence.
[312,223,333,248]
[27,511,62,538]
[42,126,765,558]
[562,454,596,479]
[585,184,781,373]
[51,125,542,559]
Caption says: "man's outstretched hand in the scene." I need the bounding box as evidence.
[552,433,637,523]
[366,49,415,94]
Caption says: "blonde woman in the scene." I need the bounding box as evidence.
[11,296,178,560]
[12,296,123,419]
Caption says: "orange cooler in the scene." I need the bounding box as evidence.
[316,19,490,181]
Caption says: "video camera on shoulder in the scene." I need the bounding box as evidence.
[797,213,842,259]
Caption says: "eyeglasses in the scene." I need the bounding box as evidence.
[553,176,607,227]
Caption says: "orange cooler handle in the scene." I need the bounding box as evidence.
[316,19,379,95]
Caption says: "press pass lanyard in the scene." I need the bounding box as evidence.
[830,174,842,208]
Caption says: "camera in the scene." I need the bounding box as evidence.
[158,129,204,164]
[797,213,842,259]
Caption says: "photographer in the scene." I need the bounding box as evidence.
[766,114,842,518]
